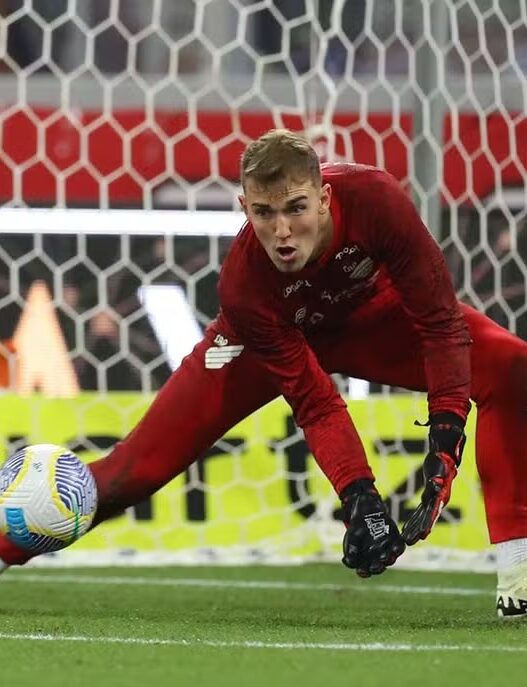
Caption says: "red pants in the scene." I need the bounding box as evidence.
[91,295,527,544]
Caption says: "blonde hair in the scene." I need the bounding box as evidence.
[241,129,321,188]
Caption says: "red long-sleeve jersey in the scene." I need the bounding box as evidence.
[217,163,472,493]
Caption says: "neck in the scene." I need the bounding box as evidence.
[310,212,334,263]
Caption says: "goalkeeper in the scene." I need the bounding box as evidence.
[1,129,527,616]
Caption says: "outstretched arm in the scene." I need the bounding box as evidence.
[219,301,405,576]
[220,301,374,495]
[365,171,472,423]
[362,171,471,542]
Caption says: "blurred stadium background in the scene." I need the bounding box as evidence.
[0,0,525,568]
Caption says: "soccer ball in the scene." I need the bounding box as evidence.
[0,444,97,554]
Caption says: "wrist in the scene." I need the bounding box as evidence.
[339,478,377,501]
[428,420,466,466]
[429,412,466,429]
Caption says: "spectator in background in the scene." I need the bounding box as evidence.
[0,233,171,392]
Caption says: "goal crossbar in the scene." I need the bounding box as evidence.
[0,208,245,236]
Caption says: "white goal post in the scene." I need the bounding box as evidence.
[0,0,526,570]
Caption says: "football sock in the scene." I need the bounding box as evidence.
[496,538,527,570]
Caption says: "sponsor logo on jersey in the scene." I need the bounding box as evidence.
[335,245,359,260]
[309,312,324,326]
[319,285,363,304]
[320,270,380,305]
[283,279,312,298]
[294,307,307,325]
[205,339,244,369]
[343,257,375,279]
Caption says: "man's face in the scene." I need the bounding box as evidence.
[239,177,333,273]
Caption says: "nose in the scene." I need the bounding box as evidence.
[275,214,291,239]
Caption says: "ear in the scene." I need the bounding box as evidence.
[239,194,248,216]
[318,183,332,214]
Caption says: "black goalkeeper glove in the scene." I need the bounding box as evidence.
[402,413,466,546]
[339,479,406,578]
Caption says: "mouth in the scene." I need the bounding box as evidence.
[276,246,297,263]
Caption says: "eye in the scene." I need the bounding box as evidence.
[254,208,271,218]
[290,204,306,214]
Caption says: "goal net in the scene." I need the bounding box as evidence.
[0,0,525,570]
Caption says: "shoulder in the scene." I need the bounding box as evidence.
[322,162,400,194]
[219,221,276,312]
[221,220,261,283]
[322,163,408,219]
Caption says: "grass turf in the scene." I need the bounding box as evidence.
[0,565,525,686]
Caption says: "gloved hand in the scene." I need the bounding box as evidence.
[339,479,405,578]
[402,413,466,546]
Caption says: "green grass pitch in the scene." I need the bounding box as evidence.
[0,564,525,686]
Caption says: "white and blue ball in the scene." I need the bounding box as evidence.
[0,444,97,553]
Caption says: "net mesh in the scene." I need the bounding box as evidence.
[0,0,525,568]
